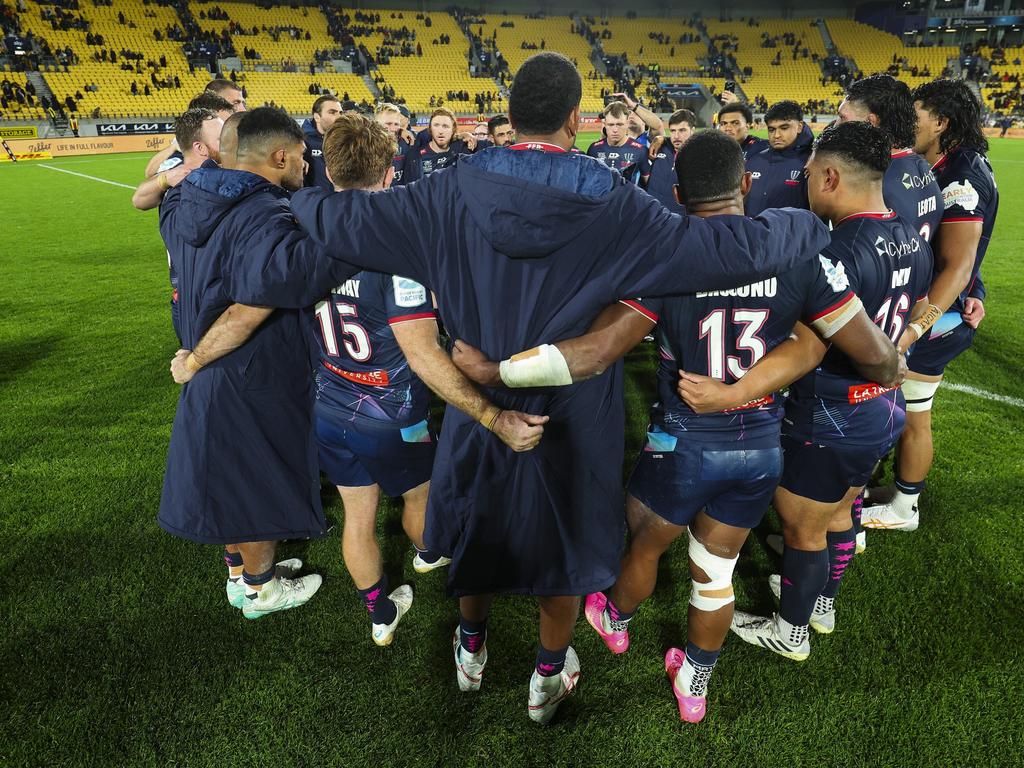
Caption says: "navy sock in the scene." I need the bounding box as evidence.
[778,546,830,627]
[415,545,443,565]
[851,492,864,535]
[605,595,634,632]
[536,644,568,677]
[684,641,720,668]
[459,615,487,655]
[357,576,397,625]
[242,566,274,599]
[223,549,243,568]
[821,528,856,599]
[894,475,927,495]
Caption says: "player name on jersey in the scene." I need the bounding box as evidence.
[695,278,777,299]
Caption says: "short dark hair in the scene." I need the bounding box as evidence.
[509,52,582,135]
[674,129,745,205]
[175,107,217,153]
[669,108,697,127]
[913,78,988,154]
[487,113,510,134]
[188,91,233,114]
[813,121,891,180]
[765,100,803,124]
[718,102,753,125]
[313,94,341,115]
[236,107,304,158]
[845,74,916,149]
[206,77,240,95]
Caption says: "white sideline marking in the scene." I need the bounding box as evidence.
[39,163,134,189]
[944,382,1024,409]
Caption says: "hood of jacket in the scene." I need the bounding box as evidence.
[173,162,280,247]
[455,147,622,259]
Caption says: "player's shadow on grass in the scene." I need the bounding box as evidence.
[0,333,64,384]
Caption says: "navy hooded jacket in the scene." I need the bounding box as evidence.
[745,123,813,217]
[289,147,829,596]
[302,118,332,192]
[158,163,355,544]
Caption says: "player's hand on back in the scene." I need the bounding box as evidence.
[676,369,743,413]
[962,297,985,329]
[452,340,501,387]
[648,135,665,160]
[492,410,549,452]
[170,349,194,384]
[400,128,415,145]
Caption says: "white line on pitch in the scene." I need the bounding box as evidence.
[39,164,135,189]
[944,382,1024,409]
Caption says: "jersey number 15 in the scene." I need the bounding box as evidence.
[315,301,372,362]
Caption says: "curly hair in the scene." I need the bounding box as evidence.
[846,74,917,149]
[813,120,892,179]
[913,78,988,154]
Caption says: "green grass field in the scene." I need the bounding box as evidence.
[1,136,1023,767]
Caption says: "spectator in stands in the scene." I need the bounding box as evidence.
[303,95,342,191]
[744,100,814,217]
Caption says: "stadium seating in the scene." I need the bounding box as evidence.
[0,3,1001,123]
[479,14,609,113]
[705,18,841,111]
[827,19,956,91]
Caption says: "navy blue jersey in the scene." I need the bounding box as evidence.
[646,147,685,214]
[932,146,999,312]
[403,139,472,183]
[159,192,181,342]
[392,136,411,186]
[787,211,933,447]
[302,119,332,192]
[627,257,856,442]
[313,271,435,427]
[885,149,942,243]
[740,134,769,161]
[587,138,651,184]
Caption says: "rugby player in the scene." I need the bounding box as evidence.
[717,93,768,159]
[159,108,349,619]
[134,108,223,340]
[587,100,652,185]
[303,94,342,191]
[729,122,933,658]
[862,79,999,532]
[375,102,412,185]
[289,52,831,723]
[170,113,550,633]
[449,129,900,723]
[145,78,245,178]
[744,100,814,216]
[402,108,475,182]
[487,114,514,147]
[645,108,695,213]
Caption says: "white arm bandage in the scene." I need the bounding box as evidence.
[498,344,573,388]
[810,294,863,339]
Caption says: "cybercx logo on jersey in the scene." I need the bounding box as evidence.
[901,169,935,190]
[310,148,322,157]
[874,234,922,259]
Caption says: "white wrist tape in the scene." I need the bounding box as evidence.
[498,344,573,388]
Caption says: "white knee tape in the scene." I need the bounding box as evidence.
[902,377,942,413]
[687,531,739,612]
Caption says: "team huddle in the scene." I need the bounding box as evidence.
[139,53,998,725]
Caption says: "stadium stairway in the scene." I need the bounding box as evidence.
[816,19,838,58]
[362,74,381,101]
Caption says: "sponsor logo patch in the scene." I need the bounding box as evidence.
[393,276,427,307]
[942,179,980,212]
[818,255,850,292]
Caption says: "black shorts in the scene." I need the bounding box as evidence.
[778,435,889,504]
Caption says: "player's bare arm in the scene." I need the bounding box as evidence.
[132,165,190,211]
[927,221,982,316]
[170,303,273,384]
[678,322,827,413]
[614,92,663,136]
[391,317,548,453]
[452,303,654,389]
[895,295,932,355]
